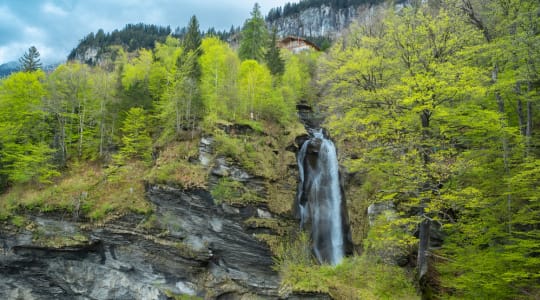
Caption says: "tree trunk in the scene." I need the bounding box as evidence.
[78,98,85,159]
[526,82,533,139]
[494,66,513,234]
[417,218,431,282]
[516,82,526,136]
[99,97,105,157]
[517,99,526,136]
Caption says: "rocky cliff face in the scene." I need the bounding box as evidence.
[0,187,280,299]
[0,121,333,299]
[268,5,359,38]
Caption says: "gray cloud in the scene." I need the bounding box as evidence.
[0,0,294,64]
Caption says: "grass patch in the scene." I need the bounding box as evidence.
[33,231,89,248]
[10,215,26,227]
[279,256,417,299]
[212,131,279,180]
[0,161,152,221]
[266,182,296,215]
[210,178,263,205]
[274,232,417,299]
[245,217,293,235]
[146,141,208,189]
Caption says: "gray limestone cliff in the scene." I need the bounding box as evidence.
[268,5,359,38]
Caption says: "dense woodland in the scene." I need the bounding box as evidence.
[320,0,540,298]
[1,0,539,299]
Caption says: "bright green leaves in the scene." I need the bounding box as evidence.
[116,107,152,164]
[122,49,153,91]
[239,59,291,124]
[281,52,318,106]
[0,71,58,185]
[199,37,240,120]
[319,1,539,298]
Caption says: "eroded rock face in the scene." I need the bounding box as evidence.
[269,5,358,38]
[0,187,281,299]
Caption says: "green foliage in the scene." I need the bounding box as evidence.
[364,212,418,264]
[199,37,240,121]
[265,27,285,76]
[46,62,110,163]
[212,132,277,179]
[183,16,202,55]
[266,0,385,22]
[318,0,540,298]
[210,178,262,205]
[0,161,151,221]
[0,70,59,185]
[179,15,203,81]
[145,141,208,189]
[68,23,172,63]
[238,59,293,124]
[19,46,42,72]
[275,233,417,300]
[116,107,152,163]
[10,215,26,227]
[281,51,319,105]
[239,3,269,62]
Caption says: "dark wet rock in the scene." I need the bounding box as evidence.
[296,103,313,112]
[211,157,252,182]
[295,134,310,149]
[0,186,282,300]
[285,143,298,153]
[217,123,257,135]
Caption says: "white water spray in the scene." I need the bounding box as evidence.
[297,129,344,265]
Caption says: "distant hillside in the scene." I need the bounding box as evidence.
[67,23,172,64]
[68,23,239,65]
[68,0,396,64]
[0,61,19,78]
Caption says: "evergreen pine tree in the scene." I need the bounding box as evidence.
[19,46,42,72]
[183,15,202,54]
[239,3,269,62]
[180,15,203,80]
[265,27,285,75]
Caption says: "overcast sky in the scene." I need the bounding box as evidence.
[0,0,295,64]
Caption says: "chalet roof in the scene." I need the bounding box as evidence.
[278,36,320,51]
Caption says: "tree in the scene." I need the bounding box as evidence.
[239,59,290,123]
[19,46,42,72]
[199,37,240,121]
[183,15,202,55]
[116,107,152,163]
[181,15,203,80]
[265,27,285,75]
[239,3,269,62]
[46,62,98,162]
[0,70,58,184]
[282,51,318,105]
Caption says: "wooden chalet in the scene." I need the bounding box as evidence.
[278,36,320,53]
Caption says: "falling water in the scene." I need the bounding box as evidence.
[296,129,344,265]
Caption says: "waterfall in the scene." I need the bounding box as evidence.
[296,129,344,265]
